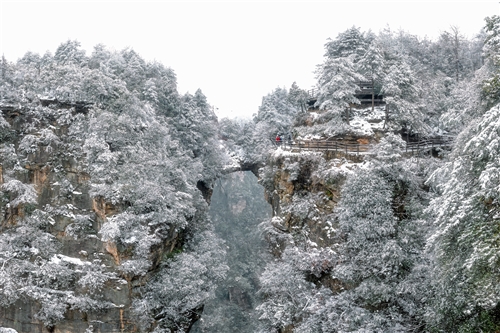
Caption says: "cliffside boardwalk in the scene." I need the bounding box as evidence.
[273,136,455,158]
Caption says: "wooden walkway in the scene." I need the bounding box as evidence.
[275,140,371,156]
[273,136,454,158]
[404,137,455,156]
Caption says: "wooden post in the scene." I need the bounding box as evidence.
[371,77,375,112]
[384,104,389,129]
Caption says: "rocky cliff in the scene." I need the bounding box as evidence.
[0,43,226,333]
[256,134,433,332]
[1,103,137,332]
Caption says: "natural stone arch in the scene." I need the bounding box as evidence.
[198,161,261,203]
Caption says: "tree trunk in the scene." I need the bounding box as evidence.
[451,26,461,82]
[1,55,5,80]
[384,104,389,129]
[371,77,375,112]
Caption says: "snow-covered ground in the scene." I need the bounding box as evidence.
[349,116,375,136]
[350,105,386,135]
[296,106,387,140]
[0,328,18,333]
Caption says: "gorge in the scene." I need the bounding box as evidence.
[2,15,500,332]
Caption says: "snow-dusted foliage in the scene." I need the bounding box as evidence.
[133,229,228,332]
[482,16,500,109]
[438,76,484,133]
[0,208,119,326]
[418,16,500,332]
[0,40,226,330]
[1,179,37,208]
[220,86,301,167]
[426,104,500,331]
[256,17,500,333]
[256,132,434,332]
[324,26,372,61]
[1,14,499,333]
[254,87,299,137]
[315,55,365,114]
[382,57,427,133]
[256,247,318,331]
[325,156,429,332]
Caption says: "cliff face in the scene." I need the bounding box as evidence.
[256,135,434,332]
[0,43,230,333]
[0,94,223,333]
[260,150,351,250]
[0,106,132,332]
[255,149,353,332]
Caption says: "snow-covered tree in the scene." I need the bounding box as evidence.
[256,247,317,332]
[432,27,471,82]
[133,228,228,332]
[381,57,427,133]
[288,82,309,112]
[482,15,500,109]
[438,74,483,133]
[426,103,500,332]
[254,87,298,134]
[315,55,365,124]
[324,26,371,61]
[53,40,87,66]
[358,41,386,111]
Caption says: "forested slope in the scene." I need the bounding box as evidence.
[0,42,227,332]
[217,15,500,333]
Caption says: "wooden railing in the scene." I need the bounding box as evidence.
[273,136,455,158]
[273,139,371,156]
[307,88,318,99]
[405,136,455,156]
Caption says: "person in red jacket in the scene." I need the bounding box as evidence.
[276,134,281,145]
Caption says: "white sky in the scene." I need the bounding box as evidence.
[0,1,498,119]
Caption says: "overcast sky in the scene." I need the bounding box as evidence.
[0,1,498,119]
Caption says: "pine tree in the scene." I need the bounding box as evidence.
[482,15,500,109]
[426,103,500,331]
[53,40,87,66]
[288,82,309,112]
[381,57,426,134]
[324,26,370,61]
[358,41,386,111]
[315,55,365,124]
